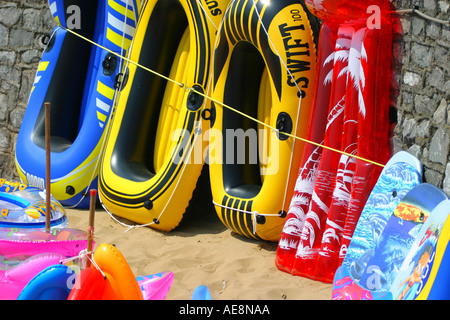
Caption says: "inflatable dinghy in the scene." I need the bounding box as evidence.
[15,0,142,208]
[99,0,230,231]
[209,0,319,241]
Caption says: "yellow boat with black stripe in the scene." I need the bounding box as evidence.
[209,0,318,241]
[99,0,230,231]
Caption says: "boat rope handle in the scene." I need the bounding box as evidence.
[50,3,450,211]
[212,200,282,235]
[55,0,396,231]
[59,21,386,168]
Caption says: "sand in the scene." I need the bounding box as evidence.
[66,201,333,300]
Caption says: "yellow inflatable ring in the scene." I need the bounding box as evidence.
[209,0,318,241]
[99,0,230,231]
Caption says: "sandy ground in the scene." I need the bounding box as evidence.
[65,178,333,300]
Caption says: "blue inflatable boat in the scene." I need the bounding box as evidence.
[15,0,142,208]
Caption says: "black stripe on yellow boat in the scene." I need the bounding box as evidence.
[220,195,262,240]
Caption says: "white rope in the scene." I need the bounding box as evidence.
[59,248,107,279]
[196,0,219,31]
[395,8,449,26]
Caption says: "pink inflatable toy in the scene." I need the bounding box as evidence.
[0,252,66,300]
[0,228,89,259]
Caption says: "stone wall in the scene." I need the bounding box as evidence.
[0,0,449,194]
[392,0,450,194]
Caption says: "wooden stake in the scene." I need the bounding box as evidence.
[45,102,51,233]
[87,189,97,267]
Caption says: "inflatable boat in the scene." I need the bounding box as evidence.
[15,0,142,208]
[99,0,230,231]
[0,179,67,229]
[209,0,319,241]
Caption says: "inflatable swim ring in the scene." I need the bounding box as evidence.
[0,179,67,229]
[209,0,318,241]
[17,263,73,300]
[15,0,142,208]
[99,0,230,231]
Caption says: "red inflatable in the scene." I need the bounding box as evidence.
[276,0,397,283]
[68,267,106,300]
[338,21,395,265]
[314,26,367,282]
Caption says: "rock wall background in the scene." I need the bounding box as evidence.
[0,0,449,194]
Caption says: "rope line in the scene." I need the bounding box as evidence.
[57,25,386,168]
[395,8,449,26]
[62,249,107,278]
[43,2,447,231]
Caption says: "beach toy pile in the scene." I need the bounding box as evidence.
[0,182,174,300]
[9,0,449,300]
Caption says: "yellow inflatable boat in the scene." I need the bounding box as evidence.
[99,0,231,231]
[209,0,318,241]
